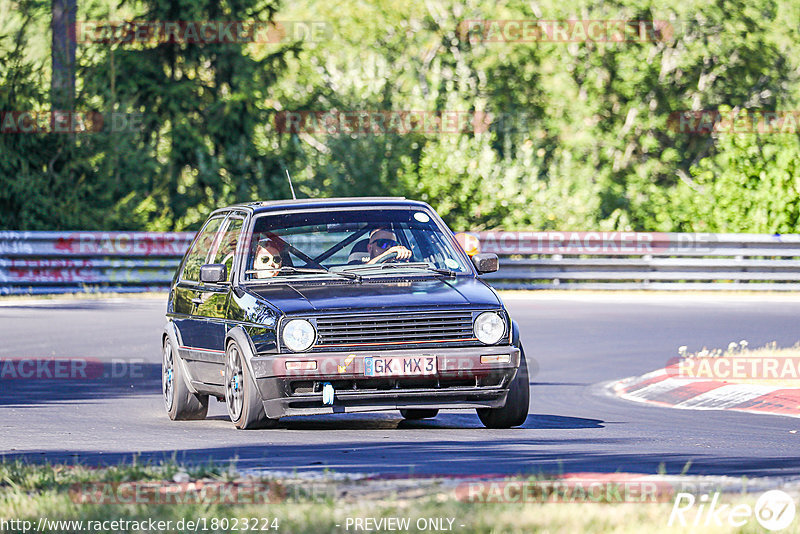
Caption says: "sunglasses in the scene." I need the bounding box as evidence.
[370,238,397,250]
[257,252,283,267]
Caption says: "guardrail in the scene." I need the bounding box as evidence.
[476,231,800,290]
[0,232,192,295]
[1,231,799,294]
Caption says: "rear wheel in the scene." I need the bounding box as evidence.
[400,409,439,420]
[225,340,278,430]
[163,336,208,420]
[477,345,530,428]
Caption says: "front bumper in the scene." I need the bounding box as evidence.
[250,346,521,418]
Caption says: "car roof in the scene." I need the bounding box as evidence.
[217,197,432,216]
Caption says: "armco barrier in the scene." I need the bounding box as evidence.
[475,231,800,290]
[1,231,799,295]
[0,231,193,295]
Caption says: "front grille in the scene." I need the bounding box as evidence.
[314,311,476,348]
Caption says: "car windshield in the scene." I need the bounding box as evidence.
[242,208,470,282]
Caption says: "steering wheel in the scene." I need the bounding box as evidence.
[373,245,414,263]
[375,249,399,263]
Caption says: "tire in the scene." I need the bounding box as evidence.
[163,336,209,421]
[225,339,278,430]
[400,409,439,420]
[477,345,530,428]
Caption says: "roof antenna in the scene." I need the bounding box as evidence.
[285,169,297,200]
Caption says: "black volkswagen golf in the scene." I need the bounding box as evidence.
[162,197,529,429]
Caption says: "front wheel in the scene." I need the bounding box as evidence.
[163,336,208,421]
[477,345,530,428]
[225,340,278,430]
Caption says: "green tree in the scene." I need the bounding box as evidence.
[666,131,800,233]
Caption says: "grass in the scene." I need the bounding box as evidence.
[0,461,796,533]
[0,459,229,490]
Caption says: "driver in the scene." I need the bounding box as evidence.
[253,237,284,279]
[366,228,412,264]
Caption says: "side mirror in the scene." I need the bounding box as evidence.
[471,253,499,274]
[200,264,227,283]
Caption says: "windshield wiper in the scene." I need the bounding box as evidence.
[246,266,361,282]
[342,262,457,278]
[424,267,458,278]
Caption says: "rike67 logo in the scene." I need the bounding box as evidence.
[669,490,796,531]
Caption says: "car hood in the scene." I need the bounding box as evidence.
[247,276,502,315]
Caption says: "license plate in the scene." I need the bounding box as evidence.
[364,356,436,377]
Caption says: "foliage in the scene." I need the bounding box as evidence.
[1,0,800,232]
[665,131,800,232]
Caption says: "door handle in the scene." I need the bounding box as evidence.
[191,298,204,305]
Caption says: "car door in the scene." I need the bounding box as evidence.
[188,214,246,385]
[172,214,227,387]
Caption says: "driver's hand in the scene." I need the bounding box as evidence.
[368,246,412,264]
[389,246,412,260]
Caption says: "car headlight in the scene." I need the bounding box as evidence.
[282,319,316,352]
[474,311,505,345]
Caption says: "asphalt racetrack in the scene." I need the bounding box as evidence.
[1,293,799,478]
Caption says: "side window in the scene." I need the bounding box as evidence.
[210,218,244,281]
[181,217,225,282]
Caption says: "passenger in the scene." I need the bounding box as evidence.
[366,228,412,264]
[253,237,284,278]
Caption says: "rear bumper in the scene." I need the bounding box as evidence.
[250,346,521,418]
